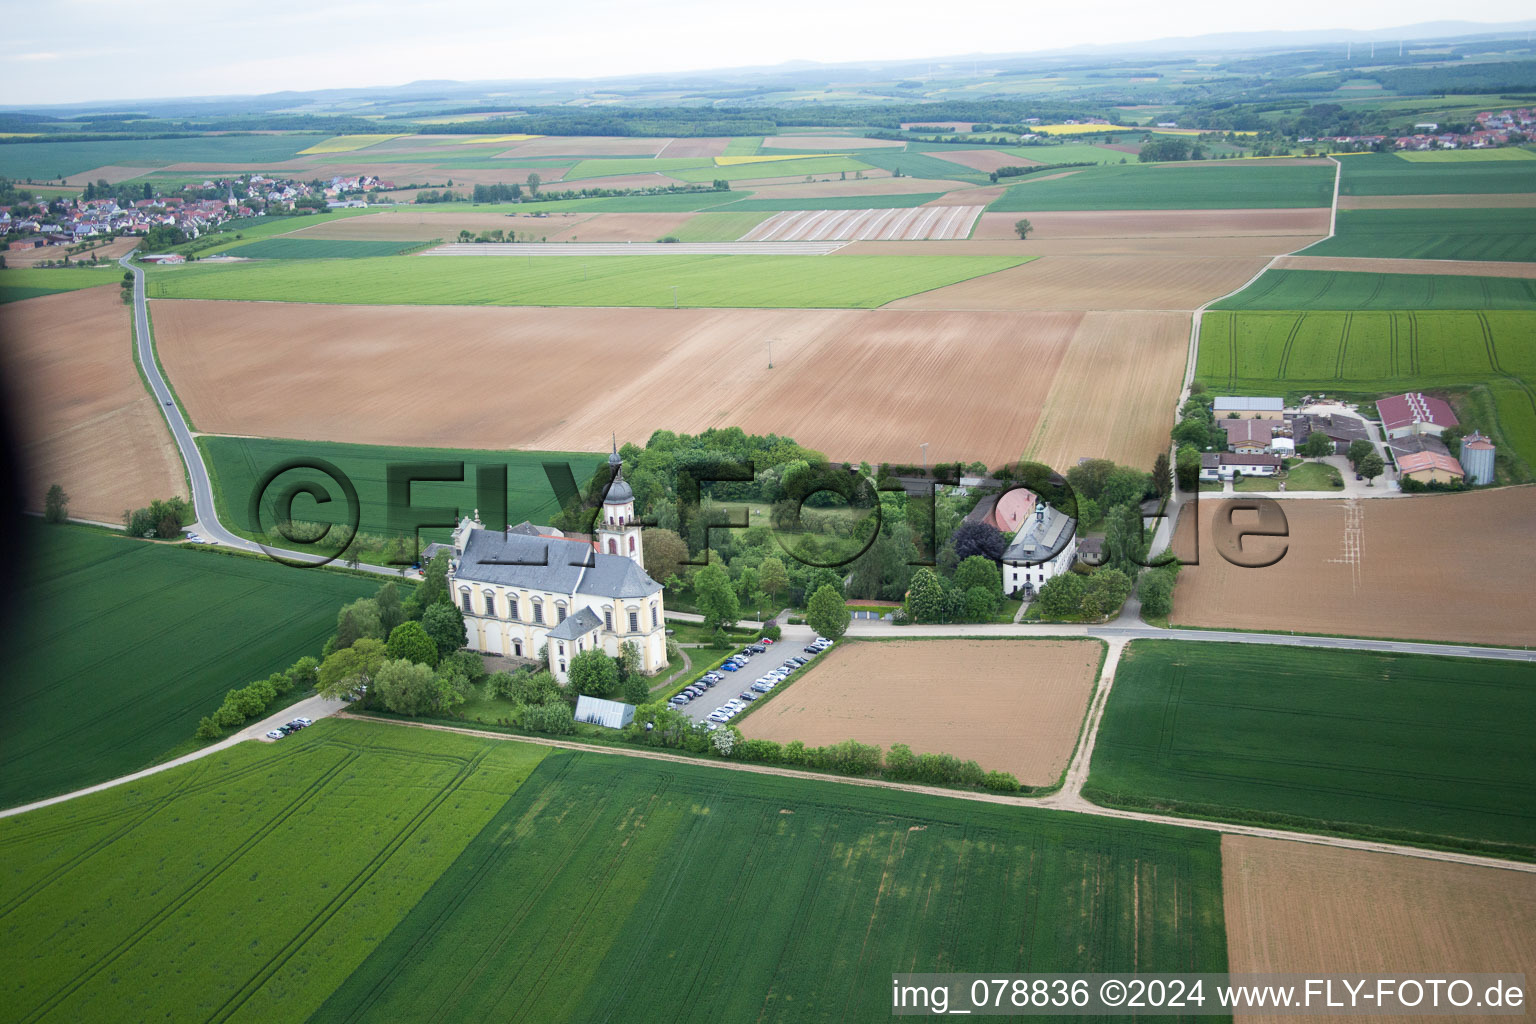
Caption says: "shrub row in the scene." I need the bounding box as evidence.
[196,657,318,739]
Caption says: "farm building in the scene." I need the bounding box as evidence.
[139,253,185,264]
[1387,433,1450,461]
[1220,419,1275,454]
[1396,451,1465,485]
[960,487,1037,534]
[1213,396,1284,420]
[447,444,668,684]
[1378,392,1459,439]
[1459,433,1496,485]
[1002,503,1077,598]
[1289,412,1370,453]
[574,695,635,729]
[1199,453,1283,481]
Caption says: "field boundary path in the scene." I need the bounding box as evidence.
[0,692,347,820]
[337,712,1536,876]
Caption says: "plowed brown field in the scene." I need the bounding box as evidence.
[843,237,1314,258]
[930,150,1043,173]
[153,300,1153,466]
[1223,836,1536,1024]
[1023,310,1190,469]
[657,137,731,157]
[3,287,184,522]
[3,237,136,267]
[1170,490,1536,646]
[972,208,1330,239]
[739,638,1104,786]
[887,254,1267,310]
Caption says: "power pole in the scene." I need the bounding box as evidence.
[672,285,678,309]
[920,442,929,474]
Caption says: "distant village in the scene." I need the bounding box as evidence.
[1302,107,1534,151]
[0,173,392,253]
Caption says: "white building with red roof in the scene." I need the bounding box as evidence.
[1396,450,1464,485]
[1377,392,1458,439]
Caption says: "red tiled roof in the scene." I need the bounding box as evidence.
[1379,392,1458,432]
[1397,451,1464,476]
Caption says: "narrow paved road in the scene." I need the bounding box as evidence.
[122,251,398,575]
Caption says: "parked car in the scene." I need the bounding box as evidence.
[707,711,729,723]
[266,729,285,739]
[721,662,739,672]
[748,644,766,654]
[751,682,771,693]
[704,672,723,683]
[803,645,820,654]
[761,638,775,646]
[295,717,313,727]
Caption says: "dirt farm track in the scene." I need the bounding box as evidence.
[1170,490,1536,648]
[151,300,1186,469]
[739,638,1104,787]
[1222,836,1536,1024]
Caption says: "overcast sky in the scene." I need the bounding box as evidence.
[4,0,1534,107]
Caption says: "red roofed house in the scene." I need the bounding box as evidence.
[1378,392,1459,439]
[1397,451,1464,485]
[961,487,1037,534]
[1220,418,1275,455]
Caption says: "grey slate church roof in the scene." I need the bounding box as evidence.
[547,606,603,641]
[456,529,660,599]
[1003,505,1076,565]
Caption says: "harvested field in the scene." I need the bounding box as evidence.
[497,136,669,157]
[1170,490,1536,646]
[656,137,731,157]
[303,162,571,187]
[1223,837,1535,1024]
[887,254,1267,310]
[152,301,1092,466]
[972,208,1331,239]
[1339,192,1536,209]
[2,288,184,522]
[923,185,1008,207]
[2,236,136,267]
[68,164,158,183]
[741,205,982,241]
[938,149,1045,173]
[843,236,1314,258]
[1023,310,1189,469]
[759,135,903,150]
[1274,255,1536,280]
[739,639,1104,786]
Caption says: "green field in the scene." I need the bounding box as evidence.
[0,524,379,808]
[1397,148,1536,163]
[1196,309,1536,469]
[0,135,323,180]
[318,748,1227,1021]
[0,266,121,304]
[721,191,949,211]
[847,148,990,182]
[668,210,772,241]
[147,252,1028,308]
[1212,268,1536,310]
[473,191,753,213]
[227,237,421,259]
[1304,208,1536,262]
[1084,641,1536,858]
[561,155,873,184]
[1338,152,1536,195]
[0,720,547,1023]
[999,143,1131,165]
[988,163,1334,211]
[198,435,607,555]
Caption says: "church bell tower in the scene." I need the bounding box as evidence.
[597,437,643,566]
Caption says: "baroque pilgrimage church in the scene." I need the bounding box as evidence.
[447,443,668,684]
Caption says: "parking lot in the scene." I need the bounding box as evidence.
[675,625,821,725]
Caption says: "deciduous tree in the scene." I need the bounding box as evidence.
[806,584,851,640]
[568,648,619,698]
[386,620,439,668]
